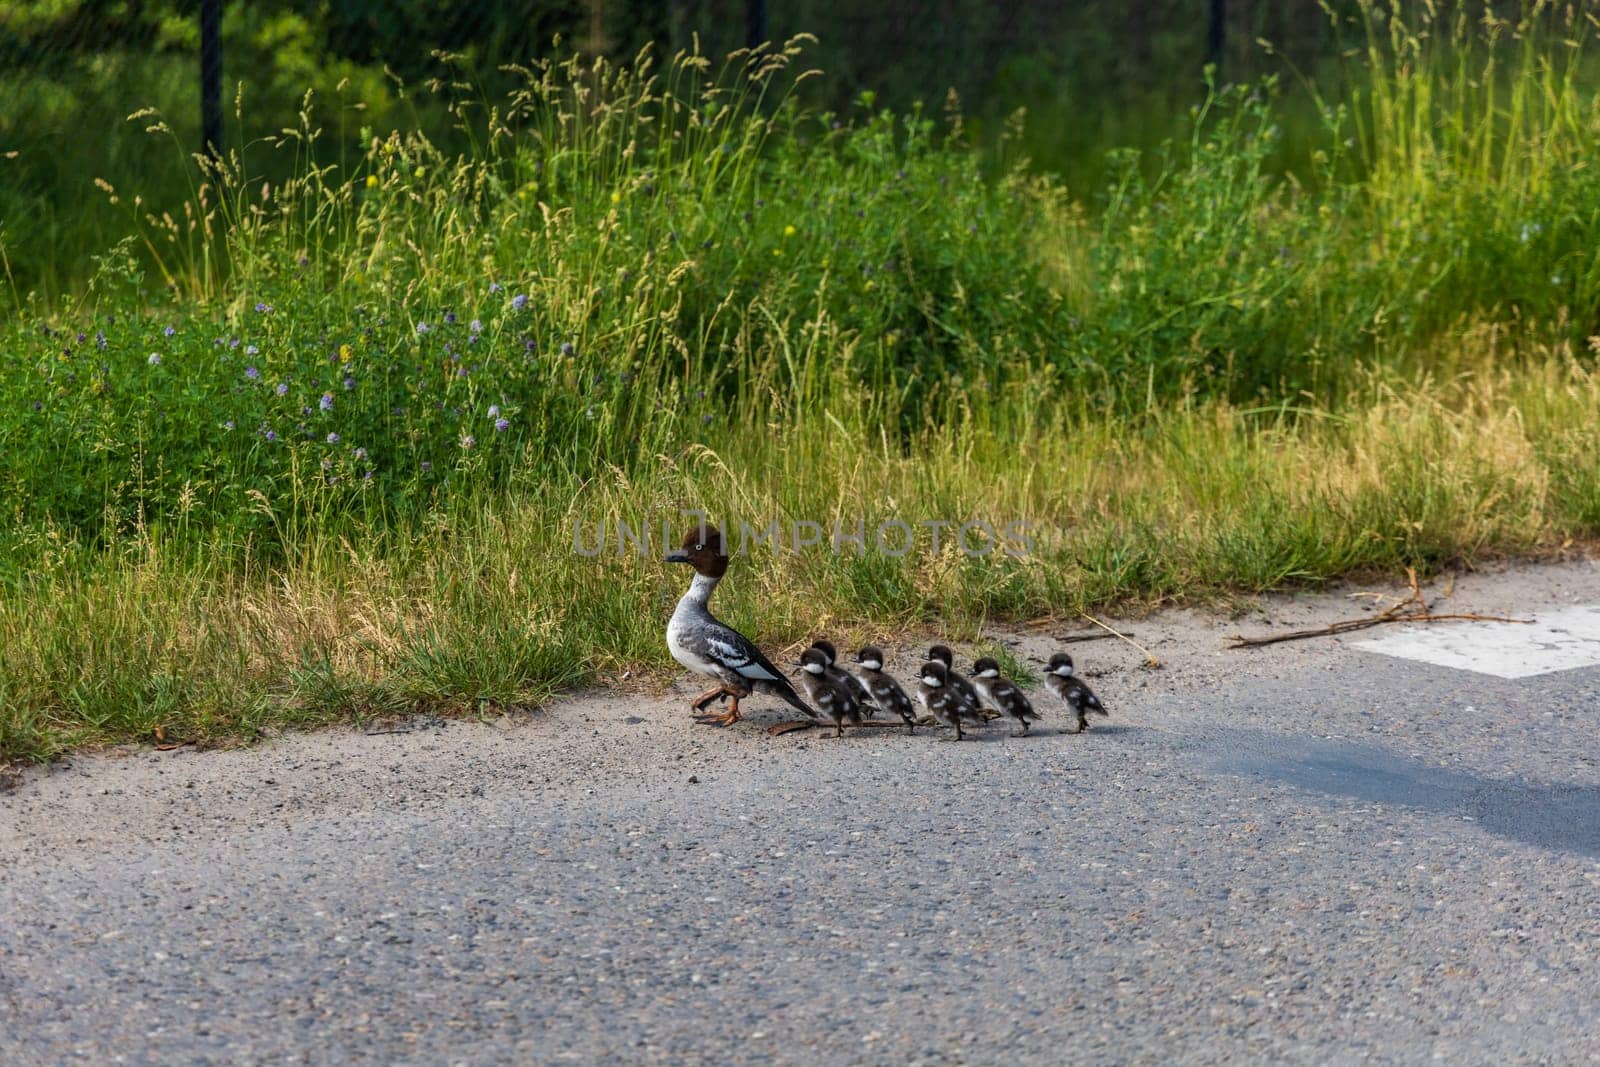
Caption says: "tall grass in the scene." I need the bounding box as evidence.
[3,4,1600,763]
[5,342,1596,763]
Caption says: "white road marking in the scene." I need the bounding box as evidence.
[1354,604,1600,678]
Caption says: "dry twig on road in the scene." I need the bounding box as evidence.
[1080,613,1162,668]
[1225,568,1531,649]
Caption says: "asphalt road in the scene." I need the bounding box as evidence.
[3,566,1599,1064]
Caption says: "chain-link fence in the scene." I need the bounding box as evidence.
[0,2,1388,295]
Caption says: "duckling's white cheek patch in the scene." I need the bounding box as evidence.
[1354,604,1600,678]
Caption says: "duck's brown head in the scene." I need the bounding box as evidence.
[664,523,728,578]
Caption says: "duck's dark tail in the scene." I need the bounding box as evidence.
[764,678,820,720]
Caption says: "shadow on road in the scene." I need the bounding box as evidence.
[1206,730,1600,857]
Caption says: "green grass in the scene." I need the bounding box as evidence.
[3,5,1600,764]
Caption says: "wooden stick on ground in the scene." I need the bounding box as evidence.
[1080,613,1162,668]
[1225,568,1531,649]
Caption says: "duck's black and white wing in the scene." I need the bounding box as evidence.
[1070,678,1107,715]
[1047,673,1107,719]
[875,674,915,718]
[869,672,918,729]
[995,680,1034,716]
[703,623,817,718]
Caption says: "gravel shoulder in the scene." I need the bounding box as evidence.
[3,559,1599,1064]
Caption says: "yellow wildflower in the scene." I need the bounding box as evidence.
[339,344,352,363]
[365,174,378,189]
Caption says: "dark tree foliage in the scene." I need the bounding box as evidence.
[4,1,1367,108]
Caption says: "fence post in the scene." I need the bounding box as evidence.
[746,0,768,49]
[200,0,222,159]
[1207,0,1226,71]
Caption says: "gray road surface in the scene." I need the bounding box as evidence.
[3,564,1599,1064]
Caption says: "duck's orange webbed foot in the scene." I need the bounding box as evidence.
[693,693,742,727]
[690,685,729,712]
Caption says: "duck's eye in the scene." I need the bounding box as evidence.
[693,543,702,551]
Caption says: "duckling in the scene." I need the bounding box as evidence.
[916,660,983,741]
[1045,652,1109,733]
[811,638,877,718]
[928,644,992,720]
[971,656,1042,737]
[795,646,864,737]
[850,645,919,734]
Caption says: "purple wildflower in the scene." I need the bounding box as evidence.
[245,344,259,356]
[488,404,500,417]
[164,325,176,337]
[353,447,367,461]
[147,352,161,366]
[320,393,334,412]
[343,377,356,390]
[95,331,107,349]
[421,461,433,472]
[415,322,431,335]
[495,418,510,432]
[265,429,278,442]
[327,432,340,444]
[444,312,457,325]
[489,282,503,294]
[224,420,235,430]
[470,319,483,333]
[276,382,289,396]
[461,435,475,449]
[511,294,528,311]
[560,342,575,357]
[255,302,271,313]
[245,366,260,380]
